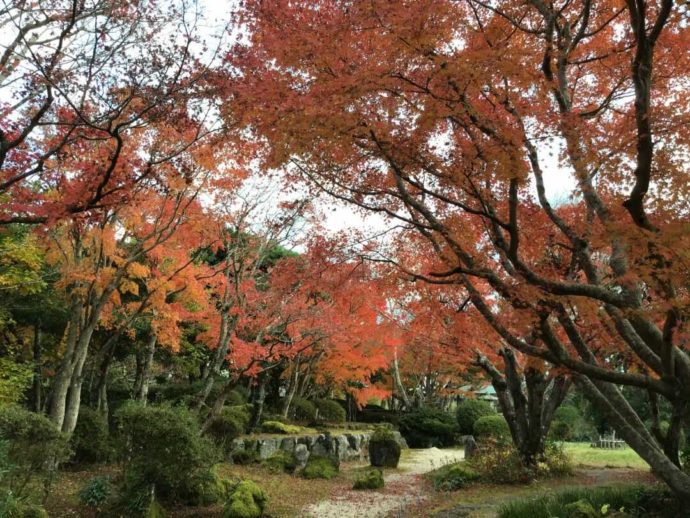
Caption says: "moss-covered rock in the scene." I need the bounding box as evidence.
[369,427,401,468]
[180,467,232,506]
[301,456,339,480]
[263,450,297,474]
[261,421,302,434]
[223,480,268,518]
[353,469,384,490]
[432,463,481,491]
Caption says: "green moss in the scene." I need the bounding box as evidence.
[223,480,268,518]
[353,469,384,490]
[231,449,258,465]
[181,467,232,506]
[302,456,338,480]
[261,421,302,434]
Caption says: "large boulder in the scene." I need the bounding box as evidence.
[294,443,310,469]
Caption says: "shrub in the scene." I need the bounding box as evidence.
[205,410,245,452]
[291,397,317,422]
[473,415,511,442]
[315,399,346,423]
[498,484,676,518]
[456,399,495,435]
[114,402,216,504]
[399,408,458,448]
[549,420,572,441]
[180,467,232,506]
[0,405,70,497]
[78,476,112,508]
[261,421,302,434]
[225,405,252,429]
[432,463,481,492]
[369,427,401,468]
[71,407,112,464]
[302,456,339,479]
[353,469,384,490]
[543,442,574,477]
[231,449,258,465]
[469,442,573,484]
[226,390,247,406]
[223,480,268,518]
[263,450,297,474]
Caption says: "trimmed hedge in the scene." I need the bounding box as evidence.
[315,399,346,423]
[456,399,495,435]
[291,397,317,422]
[473,415,511,441]
[399,408,458,448]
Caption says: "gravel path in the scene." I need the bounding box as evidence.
[302,447,465,518]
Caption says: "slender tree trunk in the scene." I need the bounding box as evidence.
[30,321,42,412]
[49,302,82,430]
[134,335,157,404]
[392,349,411,409]
[249,376,267,432]
[281,355,301,418]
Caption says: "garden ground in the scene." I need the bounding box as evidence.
[44,442,656,517]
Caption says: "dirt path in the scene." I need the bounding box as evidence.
[302,447,465,518]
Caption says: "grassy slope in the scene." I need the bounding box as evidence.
[563,442,648,469]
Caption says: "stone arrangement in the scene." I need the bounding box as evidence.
[229,431,408,464]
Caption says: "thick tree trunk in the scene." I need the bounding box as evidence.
[476,348,570,465]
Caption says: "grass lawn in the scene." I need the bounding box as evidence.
[563,442,648,469]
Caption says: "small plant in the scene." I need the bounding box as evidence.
[78,476,112,508]
[302,456,338,479]
[353,469,384,490]
[432,463,481,492]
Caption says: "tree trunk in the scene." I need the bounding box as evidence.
[30,321,42,412]
[476,348,570,465]
[281,355,300,418]
[392,349,411,409]
[249,376,267,432]
[133,334,157,404]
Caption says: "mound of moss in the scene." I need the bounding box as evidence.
[261,421,302,434]
[353,469,384,490]
[223,480,268,518]
[301,456,338,480]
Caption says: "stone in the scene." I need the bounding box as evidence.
[280,437,296,453]
[369,437,401,468]
[257,439,279,459]
[294,443,310,469]
[464,436,478,459]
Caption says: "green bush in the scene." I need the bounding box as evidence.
[432,463,481,491]
[231,449,258,465]
[498,484,676,518]
[473,415,511,442]
[225,405,252,429]
[263,450,297,474]
[399,408,458,448]
[302,456,339,479]
[549,420,572,441]
[223,480,268,518]
[180,467,232,506]
[353,469,384,490]
[226,389,247,406]
[114,402,216,504]
[315,399,346,423]
[78,476,112,508]
[0,405,70,497]
[456,399,495,435]
[291,397,317,422]
[71,407,112,464]
[205,410,245,452]
[261,420,302,434]
[469,442,573,484]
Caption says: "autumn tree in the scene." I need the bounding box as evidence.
[231,0,690,500]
